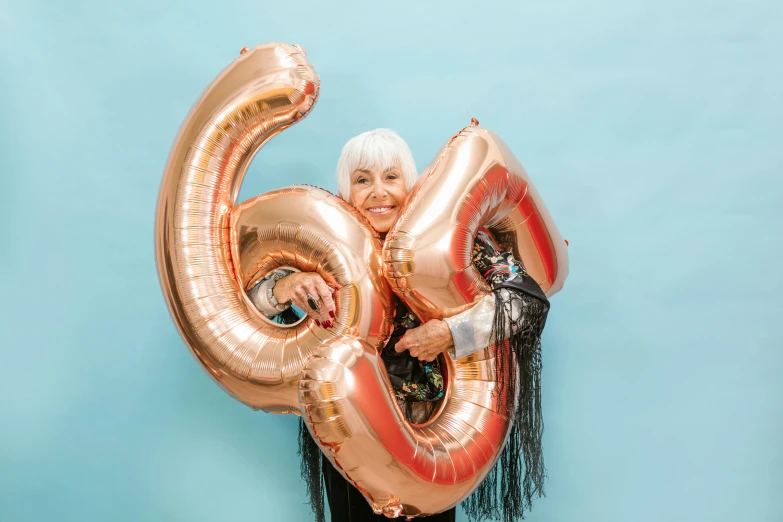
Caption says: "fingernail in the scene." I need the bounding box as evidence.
[315,320,321,327]
[329,311,335,318]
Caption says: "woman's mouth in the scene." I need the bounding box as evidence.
[367,206,395,215]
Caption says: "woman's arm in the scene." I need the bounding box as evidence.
[396,230,548,361]
[443,230,548,359]
[247,270,339,327]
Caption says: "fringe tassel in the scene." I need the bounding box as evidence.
[462,288,549,522]
[297,417,325,522]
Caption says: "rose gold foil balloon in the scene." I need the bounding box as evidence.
[384,121,569,323]
[299,122,568,517]
[154,43,392,414]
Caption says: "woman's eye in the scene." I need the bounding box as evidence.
[357,178,368,184]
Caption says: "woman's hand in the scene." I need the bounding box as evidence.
[395,319,454,362]
[273,272,340,327]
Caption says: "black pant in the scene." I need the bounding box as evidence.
[321,454,456,522]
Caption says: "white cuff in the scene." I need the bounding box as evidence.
[443,289,528,359]
[444,294,496,359]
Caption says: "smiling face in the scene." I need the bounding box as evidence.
[348,165,409,233]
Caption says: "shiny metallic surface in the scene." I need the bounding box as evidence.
[155,43,393,414]
[383,124,569,323]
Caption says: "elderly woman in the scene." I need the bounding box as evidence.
[248,129,550,522]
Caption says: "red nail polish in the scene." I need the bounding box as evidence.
[315,320,321,327]
[329,311,335,319]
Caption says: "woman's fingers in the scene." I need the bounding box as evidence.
[283,273,341,329]
[403,342,421,358]
[314,279,337,319]
[300,282,338,327]
[396,333,445,361]
[289,290,309,320]
[295,287,328,326]
[307,280,335,326]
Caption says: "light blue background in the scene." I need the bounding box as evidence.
[2,1,781,521]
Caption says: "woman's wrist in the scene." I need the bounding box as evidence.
[271,276,290,305]
[436,319,454,349]
[267,275,292,310]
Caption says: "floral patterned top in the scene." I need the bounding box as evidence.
[382,230,527,403]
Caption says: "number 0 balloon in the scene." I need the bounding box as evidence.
[155,42,568,518]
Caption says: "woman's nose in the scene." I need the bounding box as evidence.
[371,181,387,198]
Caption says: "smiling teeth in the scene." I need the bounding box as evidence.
[368,207,393,214]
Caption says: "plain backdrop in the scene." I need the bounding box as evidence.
[1,1,781,521]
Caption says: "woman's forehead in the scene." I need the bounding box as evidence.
[353,163,400,175]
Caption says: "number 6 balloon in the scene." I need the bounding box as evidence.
[155,43,393,414]
[155,42,568,518]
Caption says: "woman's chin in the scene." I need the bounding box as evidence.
[369,221,391,234]
[366,213,398,234]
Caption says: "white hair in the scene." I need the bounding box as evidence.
[336,128,418,200]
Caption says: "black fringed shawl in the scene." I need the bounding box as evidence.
[461,273,549,522]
